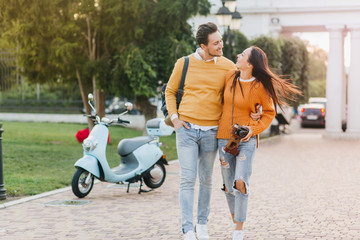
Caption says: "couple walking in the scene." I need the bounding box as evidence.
[165,22,300,240]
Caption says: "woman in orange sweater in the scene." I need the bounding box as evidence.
[217,46,301,240]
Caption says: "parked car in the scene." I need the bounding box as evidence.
[300,104,326,128]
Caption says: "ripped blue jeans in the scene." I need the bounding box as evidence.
[218,137,257,223]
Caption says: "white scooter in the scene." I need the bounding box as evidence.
[71,93,174,198]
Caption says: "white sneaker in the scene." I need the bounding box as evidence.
[232,230,244,240]
[196,224,209,240]
[184,230,197,240]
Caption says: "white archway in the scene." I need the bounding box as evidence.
[190,0,360,138]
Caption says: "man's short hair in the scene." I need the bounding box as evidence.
[196,22,219,46]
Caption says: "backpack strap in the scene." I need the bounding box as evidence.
[176,56,189,108]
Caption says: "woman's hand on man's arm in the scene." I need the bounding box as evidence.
[250,104,262,121]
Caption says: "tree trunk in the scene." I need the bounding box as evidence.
[136,95,157,134]
[92,75,97,112]
[76,69,94,130]
[96,89,105,118]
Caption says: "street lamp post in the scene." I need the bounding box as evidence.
[0,123,6,200]
[216,0,242,59]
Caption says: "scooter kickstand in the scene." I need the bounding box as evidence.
[138,178,151,194]
[126,182,131,193]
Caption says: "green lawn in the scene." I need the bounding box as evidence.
[0,121,177,198]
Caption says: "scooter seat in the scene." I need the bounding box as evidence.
[117,136,154,156]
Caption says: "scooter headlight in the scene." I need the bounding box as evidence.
[83,137,97,152]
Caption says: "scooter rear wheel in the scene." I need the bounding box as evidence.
[143,162,166,189]
[72,168,94,198]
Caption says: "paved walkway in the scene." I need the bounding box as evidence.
[0,113,148,129]
[1,130,360,239]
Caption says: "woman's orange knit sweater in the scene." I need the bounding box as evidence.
[217,70,276,141]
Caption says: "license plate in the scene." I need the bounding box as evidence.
[307,115,318,120]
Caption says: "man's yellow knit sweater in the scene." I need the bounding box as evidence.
[217,70,276,140]
[165,54,235,126]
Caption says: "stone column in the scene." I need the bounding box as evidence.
[325,25,346,136]
[346,25,360,137]
[341,30,348,132]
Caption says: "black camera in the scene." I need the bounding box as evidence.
[224,124,250,156]
[230,124,249,139]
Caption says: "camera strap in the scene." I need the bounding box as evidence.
[231,77,244,126]
[231,80,236,126]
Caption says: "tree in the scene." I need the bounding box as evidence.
[281,37,309,104]
[0,0,97,127]
[107,0,211,125]
[250,36,309,107]
[0,0,211,129]
[250,36,283,73]
[307,46,327,98]
[223,30,250,62]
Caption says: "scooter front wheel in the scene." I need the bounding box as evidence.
[143,162,166,189]
[72,168,94,198]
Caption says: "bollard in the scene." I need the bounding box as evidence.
[0,123,6,200]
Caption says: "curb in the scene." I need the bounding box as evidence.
[0,186,71,209]
[259,133,282,144]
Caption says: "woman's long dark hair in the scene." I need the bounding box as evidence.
[231,46,302,112]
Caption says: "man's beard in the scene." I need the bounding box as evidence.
[209,53,222,57]
[208,49,222,57]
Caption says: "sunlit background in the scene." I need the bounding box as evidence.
[296,32,351,68]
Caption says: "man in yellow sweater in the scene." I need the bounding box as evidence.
[165,22,235,240]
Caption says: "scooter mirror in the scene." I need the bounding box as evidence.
[88,93,94,101]
[125,102,133,111]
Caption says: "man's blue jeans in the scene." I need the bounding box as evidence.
[176,124,218,234]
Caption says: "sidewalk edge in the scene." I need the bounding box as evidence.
[0,186,71,209]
